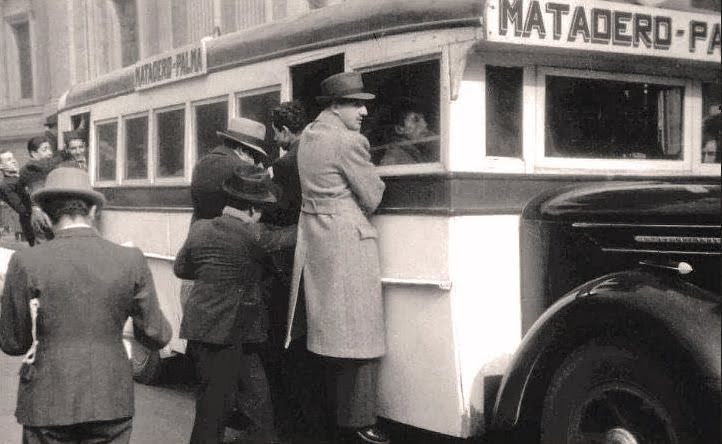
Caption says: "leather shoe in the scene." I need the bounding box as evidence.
[355,426,391,444]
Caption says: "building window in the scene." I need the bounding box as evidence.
[124,115,148,180]
[544,75,684,161]
[156,108,185,178]
[4,17,34,101]
[702,82,720,164]
[96,121,118,182]
[486,66,522,158]
[362,59,441,166]
[195,100,228,159]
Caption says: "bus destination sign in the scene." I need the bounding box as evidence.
[486,0,720,62]
[134,43,207,91]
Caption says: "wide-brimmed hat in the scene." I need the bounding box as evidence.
[222,165,276,204]
[216,117,268,159]
[317,72,375,103]
[32,167,106,208]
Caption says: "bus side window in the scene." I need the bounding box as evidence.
[156,108,185,178]
[195,100,228,160]
[544,75,684,161]
[486,66,523,158]
[124,115,148,180]
[701,82,720,164]
[96,121,118,182]
[237,90,280,162]
[362,59,440,166]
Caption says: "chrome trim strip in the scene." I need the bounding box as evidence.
[573,223,720,229]
[140,254,455,290]
[144,252,176,262]
[601,247,720,256]
[381,278,452,291]
[634,235,720,244]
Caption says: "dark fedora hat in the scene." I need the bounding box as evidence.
[216,117,268,159]
[32,167,106,208]
[222,165,276,204]
[317,72,375,103]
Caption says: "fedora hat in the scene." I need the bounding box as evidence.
[317,72,375,102]
[222,165,276,204]
[216,117,268,159]
[32,167,106,208]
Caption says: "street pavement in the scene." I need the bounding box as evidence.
[1,352,471,444]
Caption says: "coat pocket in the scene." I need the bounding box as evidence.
[356,224,378,240]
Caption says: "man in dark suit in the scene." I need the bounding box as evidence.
[190,117,268,223]
[175,166,296,444]
[0,167,172,444]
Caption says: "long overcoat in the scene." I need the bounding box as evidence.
[0,227,172,426]
[285,110,386,359]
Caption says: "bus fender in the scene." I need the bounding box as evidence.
[489,270,721,434]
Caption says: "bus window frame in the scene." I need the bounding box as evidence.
[353,52,447,176]
[93,117,120,186]
[191,95,231,168]
[234,85,282,119]
[152,103,189,185]
[120,111,151,186]
[533,67,694,174]
[695,80,721,175]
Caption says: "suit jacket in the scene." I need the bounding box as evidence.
[0,227,172,426]
[174,213,296,345]
[263,140,302,227]
[190,145,254,223]
[285,110,386,359]
[0,175,33,244]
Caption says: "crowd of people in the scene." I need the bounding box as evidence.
[0,71,392,444]
[0,114,89,246]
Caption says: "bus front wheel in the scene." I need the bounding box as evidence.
[540,342,694,444]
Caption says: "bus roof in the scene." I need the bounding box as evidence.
[60,0,483,112]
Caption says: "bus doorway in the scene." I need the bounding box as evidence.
[291,54,344,121]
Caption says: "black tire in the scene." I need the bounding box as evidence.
[130,339,162,385]
[540,341,698,444]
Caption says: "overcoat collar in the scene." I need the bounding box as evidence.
[53,226,100,239]
[314,109,351,132]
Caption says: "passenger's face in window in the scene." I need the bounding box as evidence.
[67,139,86,162]
[396,111,430,141]
[702,139,719,163]
[332,100,368,132]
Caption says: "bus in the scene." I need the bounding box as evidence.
[56,0,720,442]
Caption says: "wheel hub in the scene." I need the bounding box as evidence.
[604,427,639,444]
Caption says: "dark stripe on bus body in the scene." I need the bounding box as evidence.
[96,173,718,215]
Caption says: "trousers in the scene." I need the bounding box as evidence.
[22,417,132,444]
[323,356,380,429]
[187,340,276,444]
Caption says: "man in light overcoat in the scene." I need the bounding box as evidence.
[284,72,389,444]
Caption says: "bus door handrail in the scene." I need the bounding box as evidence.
[141,252,452,291]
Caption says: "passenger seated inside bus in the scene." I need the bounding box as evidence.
[376,99,439,166]
[361,59,440,166]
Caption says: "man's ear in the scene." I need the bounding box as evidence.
[394,124,406,136]
[89,205,99,220]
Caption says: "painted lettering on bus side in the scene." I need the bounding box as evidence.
[493,0,717,57]
[134,44,207,90]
